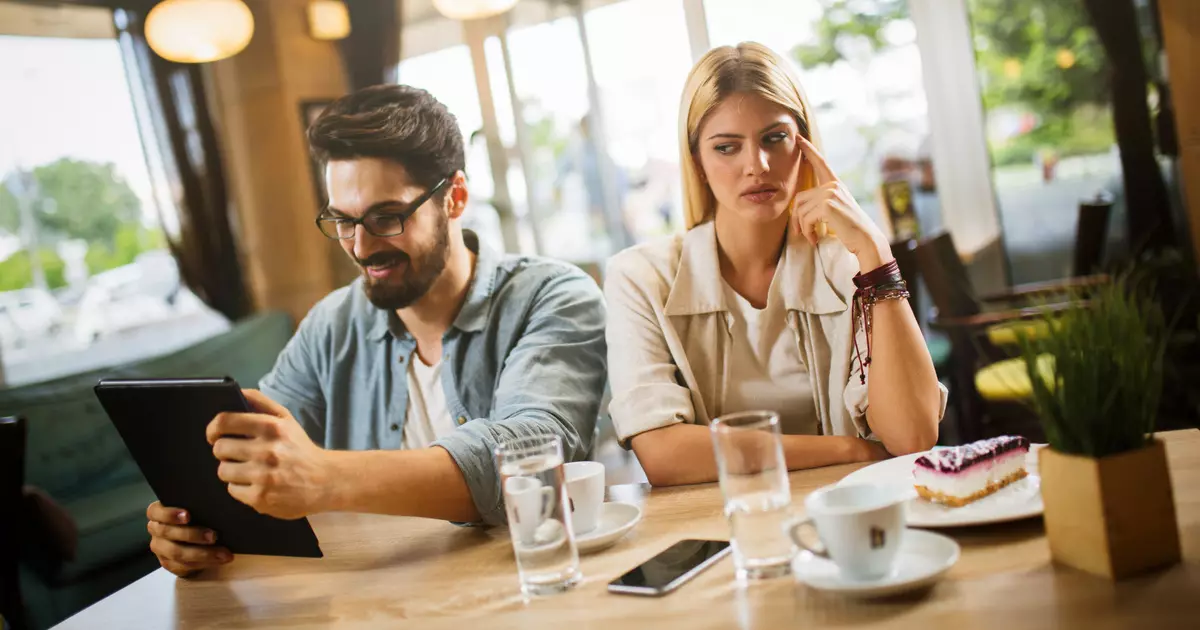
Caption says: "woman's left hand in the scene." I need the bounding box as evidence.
[791,136,892,270]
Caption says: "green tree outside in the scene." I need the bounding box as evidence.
[969,0,1115,164]
[0,158,141,245]
[970,0,1108,116]
[0,158,163,293]
[793,0,909,69]
[0,249,67,292]
[792,0,1116,168]
[789,0,920,199]
[85,224,167,274]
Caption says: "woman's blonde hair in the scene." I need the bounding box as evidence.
[678,42,822,230]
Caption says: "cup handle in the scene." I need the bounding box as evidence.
[788,518,830,559]
[539,487,556,523]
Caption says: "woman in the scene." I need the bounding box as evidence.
[604,42,945,487]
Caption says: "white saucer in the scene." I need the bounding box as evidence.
[836,446,1045,527]
[574,502,642,554]
[514,520,570,558]
[793,529,959,598]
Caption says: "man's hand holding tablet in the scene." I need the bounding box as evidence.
[146,501,231,577]
[208,389,334,520]
[148,388,331,577]
[96,378,323,578]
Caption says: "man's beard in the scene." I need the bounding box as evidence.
[357,212,450,310]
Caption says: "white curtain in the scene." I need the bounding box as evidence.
[909,0,1003,260]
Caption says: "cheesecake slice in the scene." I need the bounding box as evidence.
[913,436,1030,507]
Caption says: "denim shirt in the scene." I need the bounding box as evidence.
[259,231,607,525]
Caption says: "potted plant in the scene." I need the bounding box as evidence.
[1017,279,1181,579]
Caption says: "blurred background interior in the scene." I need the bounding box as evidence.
[1,1,1198,628]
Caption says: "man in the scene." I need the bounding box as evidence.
[145,85,607,577]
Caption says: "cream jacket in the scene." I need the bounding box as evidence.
[604,221,945,445]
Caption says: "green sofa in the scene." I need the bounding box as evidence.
[0,311,293,629]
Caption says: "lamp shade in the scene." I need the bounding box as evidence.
[144,0,254,63]
[308,0,351,41]
[432,0,519,21]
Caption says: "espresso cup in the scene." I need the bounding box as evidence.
[563,461,604,535]
[505,476,555,545]
[787,483,911,581]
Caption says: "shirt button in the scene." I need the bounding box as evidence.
[390,423,400,431]
[456,416,467,426]
[398,355,406,363]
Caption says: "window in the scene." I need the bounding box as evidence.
[967,0,1122,283]
[584,0,694,242]
[705,0,941,235]
[497,15,602,260]
[0,4,227,386]
[482,0,695,262]
[397,0,951,262]
[397,45,508,253]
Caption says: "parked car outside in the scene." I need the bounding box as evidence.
[74,250,183,344]
[0,287,64,349]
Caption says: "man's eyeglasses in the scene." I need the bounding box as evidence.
[315,177,449,240]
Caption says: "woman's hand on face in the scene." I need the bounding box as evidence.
[791,136,892,270]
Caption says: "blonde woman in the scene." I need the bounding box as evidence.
[604,43,946,487]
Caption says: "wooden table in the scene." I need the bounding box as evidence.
[57,430,1200,629]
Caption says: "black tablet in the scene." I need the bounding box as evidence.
[94,377,322,558]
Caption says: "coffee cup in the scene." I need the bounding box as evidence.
[505,476,554,545]
[563,461,604,535]
[787,483,912,581]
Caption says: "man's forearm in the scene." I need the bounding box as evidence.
[321,446,481,522]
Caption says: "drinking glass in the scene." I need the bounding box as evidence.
[496,434,581,595]
[710,410,795,580]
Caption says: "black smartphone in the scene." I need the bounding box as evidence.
[607,539,732,597]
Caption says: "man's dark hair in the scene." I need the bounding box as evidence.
[308,84,464,194]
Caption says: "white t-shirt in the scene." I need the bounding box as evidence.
[402,354,458,449]
[721,274,819,435]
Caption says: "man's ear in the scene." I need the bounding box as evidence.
[446,172,468,219]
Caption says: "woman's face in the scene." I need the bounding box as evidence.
[694,92,805,225]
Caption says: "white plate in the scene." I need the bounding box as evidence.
[793,529,960,598]
[575,502,641,554]
[836,446,1044,527]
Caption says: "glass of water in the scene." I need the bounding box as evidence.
[711,410,795,580]
[496,434,581,596]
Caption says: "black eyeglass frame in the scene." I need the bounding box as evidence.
[315,177,450,240]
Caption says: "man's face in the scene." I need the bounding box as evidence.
[324,158,450,310]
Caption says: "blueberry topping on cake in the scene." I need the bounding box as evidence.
[913,436,1030,507]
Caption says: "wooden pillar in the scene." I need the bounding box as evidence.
[1159,0,1200,260]
[206,0,355,325]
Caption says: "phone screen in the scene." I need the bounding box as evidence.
[608,539,731,594]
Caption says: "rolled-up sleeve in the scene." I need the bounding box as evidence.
[604,254,695,446]
[433,269,607,526]
[259,311,327,444]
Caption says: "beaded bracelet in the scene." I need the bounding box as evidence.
[851,260,911,384]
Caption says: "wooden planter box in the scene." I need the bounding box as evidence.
[1039,439,1181,579]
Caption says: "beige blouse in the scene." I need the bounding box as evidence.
[603,221,946,445]
[719,271,818,436]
